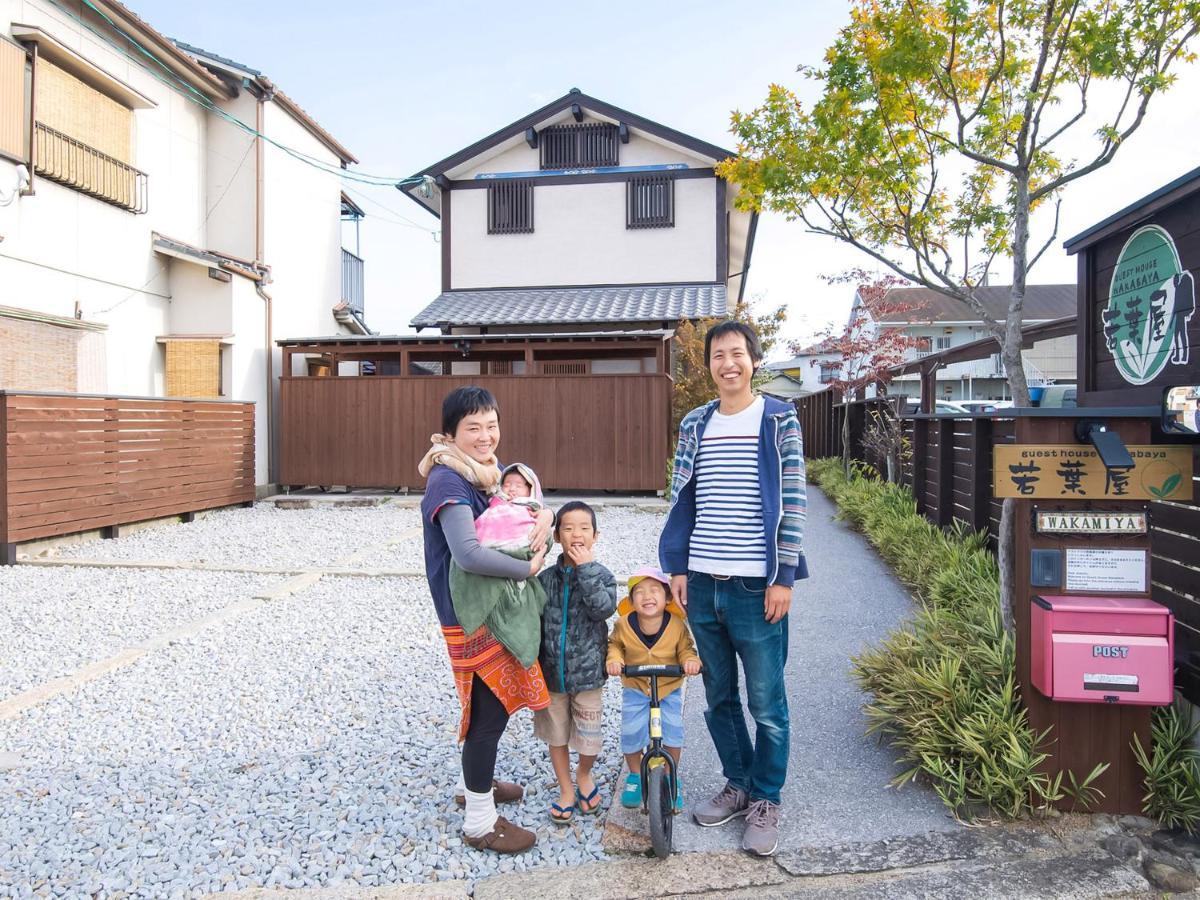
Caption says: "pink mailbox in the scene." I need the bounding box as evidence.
[1031,595,1174,705]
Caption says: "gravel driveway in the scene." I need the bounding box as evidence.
[0,502,665,897]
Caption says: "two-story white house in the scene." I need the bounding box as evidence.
[0,0,366,489]
[400,88,756,373]
[781,284,1076,402]
[762,337,842,398]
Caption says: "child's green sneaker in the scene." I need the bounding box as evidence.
[620,773,642,808]
[673,775,683,814]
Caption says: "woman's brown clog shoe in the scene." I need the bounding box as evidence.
[463,816,536,854]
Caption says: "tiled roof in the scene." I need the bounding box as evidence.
[872,284,1076,323]
[410,283,727,328]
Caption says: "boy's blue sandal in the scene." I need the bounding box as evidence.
[620,773,642,809]
[549,802,575,824]
[576,784,601,815]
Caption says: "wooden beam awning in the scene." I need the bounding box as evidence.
[276,329,673,352]
[277,330,675,377]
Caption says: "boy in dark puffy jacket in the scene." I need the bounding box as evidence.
[534,501,617,823]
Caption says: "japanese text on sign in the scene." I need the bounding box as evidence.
[993,446,1193,500]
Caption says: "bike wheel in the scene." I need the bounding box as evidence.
[647,762,674,859]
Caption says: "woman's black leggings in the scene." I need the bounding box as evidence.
[461,674,510,793]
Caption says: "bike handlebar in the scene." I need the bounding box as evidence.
[622,664,684,678]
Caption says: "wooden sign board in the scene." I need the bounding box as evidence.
[994,445,1193,500]
[1036,511,1148,534]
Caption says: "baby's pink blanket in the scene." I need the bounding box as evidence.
[474,496,539,554]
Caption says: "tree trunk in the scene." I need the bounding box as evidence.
[1003,173,1034,408]
[994,171,1036,639]
[842,402,852,477]
[997,498,1017,638]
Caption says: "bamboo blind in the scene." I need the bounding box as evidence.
[35,58,130,163]
[165,340,221,398]
[0,39,26,161]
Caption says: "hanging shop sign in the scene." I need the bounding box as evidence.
[1035,511,1148,535]
[1102,226,1195,386]
[994,445,1193,500]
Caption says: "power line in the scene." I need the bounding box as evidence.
[340,184,439,234]
[50,0,427,190]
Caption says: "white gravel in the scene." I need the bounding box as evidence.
[41,504,422,570]
[0,567,283,698]
[0,502,667,897]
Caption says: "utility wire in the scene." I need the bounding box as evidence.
[340,184,439,234]
[52,0,427,190]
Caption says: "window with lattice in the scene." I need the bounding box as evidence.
[539,123,618,169]
[487,180,534,234]
[627,175,674,229]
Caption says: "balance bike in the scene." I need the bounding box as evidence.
[624,663,683,859]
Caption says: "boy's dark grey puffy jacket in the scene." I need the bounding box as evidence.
[537,556,617,694]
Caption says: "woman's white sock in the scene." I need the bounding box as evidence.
[455,769,467,796]
[462,786,498,838]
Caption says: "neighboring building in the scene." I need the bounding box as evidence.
[763,336,842,397]
[853,284,1076,402]
[399,88,756,375]
[0,1,366,488]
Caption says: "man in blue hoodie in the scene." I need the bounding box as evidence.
[658,320,808,857]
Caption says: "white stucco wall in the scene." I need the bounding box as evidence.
[166,262,233,336]
[205,91,258,262]
[228,276,269,485]
[448,116,721,289]
[451,177,717,289]
[0,0,210,396]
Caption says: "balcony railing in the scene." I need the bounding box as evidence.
[34,122,147,214]
[342,248,364,316]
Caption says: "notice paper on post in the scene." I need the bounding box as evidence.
[1064,548,1147,593]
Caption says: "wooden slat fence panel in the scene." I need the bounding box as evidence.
[1,392,254,550]
[1150,443,1200,702]
[278,374,670,492]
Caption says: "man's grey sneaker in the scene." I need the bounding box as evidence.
[692,783,749,827]
[741,798,781,856]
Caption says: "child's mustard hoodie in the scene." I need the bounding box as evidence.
[606,595,700,700]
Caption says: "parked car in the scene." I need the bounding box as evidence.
[956,400,1002,414]
[1037,385,1078,408]
[900,399,972,415]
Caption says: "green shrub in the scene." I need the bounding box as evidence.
[1132,701,1200,833]
[811,459,1103,820]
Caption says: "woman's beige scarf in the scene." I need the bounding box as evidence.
[417,434,502,493]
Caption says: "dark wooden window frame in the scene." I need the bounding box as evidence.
[487,179,534,234]
[539,122,619,169]
[627,175,674,229]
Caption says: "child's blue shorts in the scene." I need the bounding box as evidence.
[621,686,684,753]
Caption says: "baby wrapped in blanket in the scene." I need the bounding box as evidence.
[448,463,548,667]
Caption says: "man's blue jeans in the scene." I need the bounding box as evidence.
[687,571,790,804]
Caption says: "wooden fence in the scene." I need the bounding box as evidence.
[796,389,1200,702]
[1,391,255,562]
[278,374,671,492]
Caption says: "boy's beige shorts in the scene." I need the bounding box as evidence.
[533,688,605,755]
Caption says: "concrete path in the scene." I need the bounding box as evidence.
[608,485,960,853]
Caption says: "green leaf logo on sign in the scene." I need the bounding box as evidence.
[1102,225,1195,386]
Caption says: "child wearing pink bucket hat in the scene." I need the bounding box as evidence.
[606,565,701,811]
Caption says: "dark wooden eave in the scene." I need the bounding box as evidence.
[403,89,738,218]
[1063,164,1200,253]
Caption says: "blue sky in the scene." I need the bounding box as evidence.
[135,0,1200,354]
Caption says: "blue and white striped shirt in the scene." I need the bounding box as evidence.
[687,397,767,578]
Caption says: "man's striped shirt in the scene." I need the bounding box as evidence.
[687,396,767,578]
